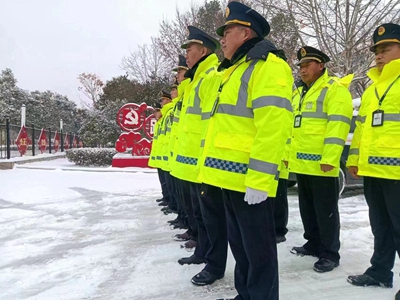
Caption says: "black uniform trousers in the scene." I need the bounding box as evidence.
[157,168,169,202]
[190,182,208,258]
[164,171,177,211]
[198,184,228,277]
[273,179,288,237]
[296,174,340,262]
[179,179,198,241]
[364,176,400,284]
[171,175,185,222]
[223,189,278,300]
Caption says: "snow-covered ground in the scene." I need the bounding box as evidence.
[0,158,399,300]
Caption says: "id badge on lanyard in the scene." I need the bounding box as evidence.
[372,75,400,127]
[372,110,384,127]
[294,115,302,128]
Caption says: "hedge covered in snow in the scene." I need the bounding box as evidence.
[66,148,117,166]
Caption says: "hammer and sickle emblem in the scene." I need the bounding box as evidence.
[124,108,139,126]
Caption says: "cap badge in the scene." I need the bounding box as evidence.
[186,28,190,37]
[378,26,385,36]
[225,7,230,18]
[300,48,307,57]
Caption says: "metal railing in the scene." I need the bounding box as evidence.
[0,119,81,159]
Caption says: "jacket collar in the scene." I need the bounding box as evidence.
[368,58,400,83]
[218,38,287,71]
[184,54,218,81]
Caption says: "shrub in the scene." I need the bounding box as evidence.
[66,148,117,166]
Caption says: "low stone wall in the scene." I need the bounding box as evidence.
[0,153,66,170]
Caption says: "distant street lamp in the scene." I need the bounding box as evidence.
[60,119,64,152]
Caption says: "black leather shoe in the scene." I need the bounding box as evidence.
[191,270,223,286]
[347,274,393,288]
[156,198,164,202]
[174,231,191,241]
[158,201,168,206]
[313,258,339,272]
[172,222,188,230]
[167,218,180,224]
[290,246,317,257]
[276,236,286,244]
[178,254,205,265]
[395,289,400,300]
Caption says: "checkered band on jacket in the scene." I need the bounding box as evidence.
[176,155,198,165]
[296,152,322,161]
[369,156,400,166]
[204,157,248,174]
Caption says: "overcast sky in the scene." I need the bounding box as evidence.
[0,0,204,106]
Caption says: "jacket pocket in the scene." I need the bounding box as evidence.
[214,132,253,153]
[377,135,400,149]
[305,124,326,135]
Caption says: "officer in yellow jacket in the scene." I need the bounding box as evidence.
[347,23,400,291]
[170,26,223,276]
[197,2,293,299]
[168,57,193,233]
[288,47,353,273]
[149,91,173,208]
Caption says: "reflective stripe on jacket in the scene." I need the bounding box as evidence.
[197,52,293,197]
[148,102,172,168]
[288,70,353,177]
[347,58,400,180]
[171,54,219,182]
[168,79,189,172]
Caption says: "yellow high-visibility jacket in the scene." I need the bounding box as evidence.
[197,44,293,197]
[168,79,190,172]
[347,58,400,180]
[148,103,172,168]
[160,101,175,172]
[288,70,353,177]
[170,54,219,183]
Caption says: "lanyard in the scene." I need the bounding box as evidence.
[374,75,400,107]
[297,82,315,112]
[210,61,245,116]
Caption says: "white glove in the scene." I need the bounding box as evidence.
[244,187,268,205]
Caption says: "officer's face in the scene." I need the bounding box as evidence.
[154,109,162,120]
[160,97,171,107]
[221,25,251,60]
[177,69,186,83]
[171,88,178,99]
[299,61,324,86]
[185,43,207,68]
[375,43,400,72]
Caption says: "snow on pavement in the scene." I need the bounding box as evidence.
[0,159,399,300]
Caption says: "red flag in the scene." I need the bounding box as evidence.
[64,133,70,149]
[15,125,32,156]
[38,128,47,154]
[53,131,60,153]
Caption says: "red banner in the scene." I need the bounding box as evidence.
[38,128,47,154]
[53,131,60,153]
[73,135,78,148]
[64,133,70,149]
[15,125,32,156]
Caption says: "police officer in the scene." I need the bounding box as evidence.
[198,2,293,299]
[288,46,353,273]
[149,91,173,208]
[170,26,221,266]
[168,55,193,233]
[158,90,180,216]
[346,23,400,292]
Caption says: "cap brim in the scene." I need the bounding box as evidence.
[172,66,189,72]
[296,58,323,66]
[216,25,226,37]
[370,39,400,52]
